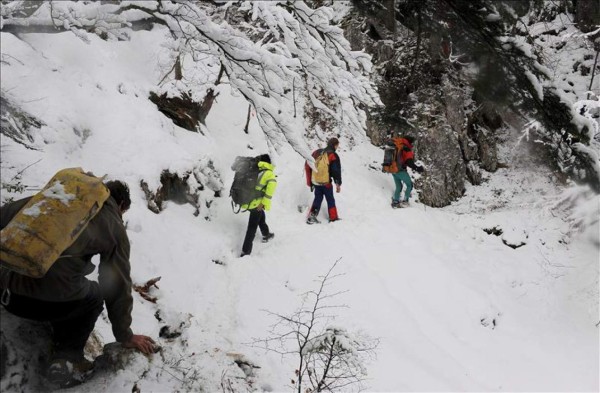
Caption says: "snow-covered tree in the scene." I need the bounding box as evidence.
[1,0,381,160]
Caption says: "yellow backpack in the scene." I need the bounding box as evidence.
[0,168,110,278]
[311,151,330,185]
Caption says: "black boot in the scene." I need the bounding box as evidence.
[262,233,275,243]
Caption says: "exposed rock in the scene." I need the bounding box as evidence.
[94,343,137,372]
[483,226,503,236]
[0,309,52,391]
[159,326,182,340]
[416,122,466,207]
[480,313,501,330]
[140,162,223,217]
[466,161,483,185]
[501,228,528,249]
[475,125,498,172]
[141,171,199,215]
[468,105,500,172]
[442,76,479,162]
[365,117,391,146]
[404,86,466,207]
[0,308,110,391]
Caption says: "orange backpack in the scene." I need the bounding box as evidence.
[382,138,405,173]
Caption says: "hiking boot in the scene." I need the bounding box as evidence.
[240,252,250,258]
[328,218,341,223]
[47,357,94,388]
[400,201,410,208]
[262,233,275,243]
[391,200,401,209]
[306,215,320,225]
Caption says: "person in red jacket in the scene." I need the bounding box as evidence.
[389,135,425,208]
[305,138,342,224]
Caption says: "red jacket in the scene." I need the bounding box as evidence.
[395,138,415,169]
[305,147,342,187]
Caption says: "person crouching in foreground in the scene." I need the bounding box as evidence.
[0,180,156,388]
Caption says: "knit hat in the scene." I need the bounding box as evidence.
[257,154,271,163]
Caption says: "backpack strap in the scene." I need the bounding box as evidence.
[231,200,242,214]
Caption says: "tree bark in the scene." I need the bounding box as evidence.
[588,50,599,99]
[198,65,224,125]
[174,56,183,81]
[243,105,252,134]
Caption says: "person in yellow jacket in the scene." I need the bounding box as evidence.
[240,154,277,257]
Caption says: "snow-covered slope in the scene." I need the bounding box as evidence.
[1,28,598,392]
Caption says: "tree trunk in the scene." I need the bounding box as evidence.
[174,56,183,81]
[243,105,252,134]
[384,0,396,33]
[198,65,224,125]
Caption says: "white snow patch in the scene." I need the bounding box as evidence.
[42,181,75,206]
[22,201,46,217]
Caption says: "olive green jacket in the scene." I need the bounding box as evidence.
[0,196,134,342]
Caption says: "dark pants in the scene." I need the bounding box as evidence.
[3,283,104,361]
[242,209,270,255]
[310,184,338,220]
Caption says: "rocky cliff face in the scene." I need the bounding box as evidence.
[342,10,498,207]
[343,0,600,204]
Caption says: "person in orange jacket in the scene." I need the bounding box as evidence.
[389,135,424,208]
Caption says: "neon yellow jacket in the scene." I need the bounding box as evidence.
[242,161,277,211]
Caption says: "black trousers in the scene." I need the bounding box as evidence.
[3,282,104,361]
[242,209,270,255]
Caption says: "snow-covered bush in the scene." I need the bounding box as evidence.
[253,260,378,393]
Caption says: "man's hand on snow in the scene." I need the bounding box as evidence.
[123,334,156,355]
[336,184,341,193]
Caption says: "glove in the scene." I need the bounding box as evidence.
[310,185,314,192]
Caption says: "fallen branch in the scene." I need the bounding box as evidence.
[133,276,162,303]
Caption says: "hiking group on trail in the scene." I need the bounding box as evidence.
[0,132,425,389]
[231,133,424,254]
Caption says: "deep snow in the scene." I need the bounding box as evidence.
[0,25,598,393]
